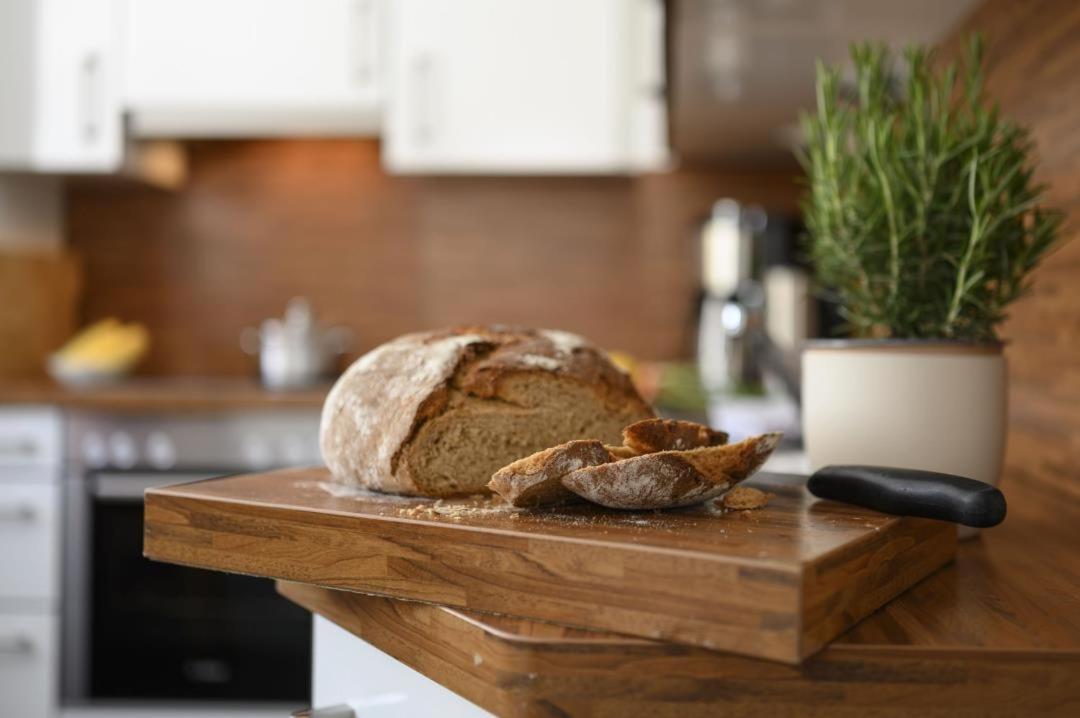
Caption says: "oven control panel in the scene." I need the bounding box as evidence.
[66,410,323,472]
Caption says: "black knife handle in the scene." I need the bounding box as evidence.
[807,465,1007,528]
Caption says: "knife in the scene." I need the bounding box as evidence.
[807,465,1007,528]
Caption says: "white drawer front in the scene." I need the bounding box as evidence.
[0,613,57,718]
[0,408,62,468]
[0,483,60,601]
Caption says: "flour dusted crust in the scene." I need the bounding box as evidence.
[561,433,781,510]
[488,440,612,508]
[320,326,654,497]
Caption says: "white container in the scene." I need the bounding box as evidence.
[802,341,1006,535]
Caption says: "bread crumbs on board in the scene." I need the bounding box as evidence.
[718,486,774,511]
[315,478,772,526]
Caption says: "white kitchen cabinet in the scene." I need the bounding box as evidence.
[0,408,62,718]
[0,481,61,603]
[0,613,58,718]
[125,0,384,136]
[384,0,668,174]
[313,616,490,717]
[0,0,123,172]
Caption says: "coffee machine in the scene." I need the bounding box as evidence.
[696,199,812,440]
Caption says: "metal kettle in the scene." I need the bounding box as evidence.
[241,298,351,389]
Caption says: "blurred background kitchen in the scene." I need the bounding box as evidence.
[1,1,1077,716]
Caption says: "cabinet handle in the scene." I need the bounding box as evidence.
[411,53,436,146]
[80,52,102,145]
[0,503,36,522]
[292,705,356,718]
[349,0,377,88]
[0,438,38,459]
[0,634,34,655]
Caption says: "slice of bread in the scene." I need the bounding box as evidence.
[561,432,781,510]
[622,418,729,454]
[604,444,640,460]
[488,440,612,508]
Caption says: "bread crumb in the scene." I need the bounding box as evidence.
[397,494,513,520]
[720,486,773,511]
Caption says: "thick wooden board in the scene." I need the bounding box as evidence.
[144,468,955,663]
[276,484,1080,716]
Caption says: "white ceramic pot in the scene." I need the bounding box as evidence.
[802,341,1006,535]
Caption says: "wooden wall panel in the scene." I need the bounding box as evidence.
[66,140,800,374]
[942,0,1080,498]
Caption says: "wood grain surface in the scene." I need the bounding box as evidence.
[940,0,1080,501]
[143,469,955,663]
[275,481,1080,716]
[280,574,1078,717]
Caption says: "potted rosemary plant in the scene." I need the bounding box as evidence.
[799,37,1061,507]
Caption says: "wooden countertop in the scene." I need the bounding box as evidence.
[0,377,329,412]
[279,481,1080,716]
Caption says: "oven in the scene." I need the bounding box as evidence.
[61,411,320,711]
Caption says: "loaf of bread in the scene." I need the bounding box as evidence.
[320,326,654,497]
[561,432,781,510]
[488,439,612,508]
[621,418,729,454]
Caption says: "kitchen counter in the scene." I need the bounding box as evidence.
[0,377,330,412]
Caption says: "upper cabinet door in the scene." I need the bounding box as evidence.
[0,0,122,172]
[125,0,384,136]
[384,0,668,174]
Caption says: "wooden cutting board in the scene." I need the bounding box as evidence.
[143,468,956,663]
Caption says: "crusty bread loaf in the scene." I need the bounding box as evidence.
[561,432,781,510]
[622,418,729,454]
[488,440,612,508]
[320,326,654,497]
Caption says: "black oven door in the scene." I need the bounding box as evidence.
[86,471,311,703]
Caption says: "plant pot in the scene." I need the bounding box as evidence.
[802,340,1006,538]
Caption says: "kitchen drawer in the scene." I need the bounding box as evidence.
[0,612,57,718]
[0,482,60,601]
[0,407,62,468]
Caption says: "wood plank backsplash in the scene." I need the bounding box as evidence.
[942,0,1080,497]
[66,140,800,374]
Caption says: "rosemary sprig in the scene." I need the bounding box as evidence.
[799,35,1063,341]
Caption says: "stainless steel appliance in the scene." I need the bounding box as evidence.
[696,199,809,438]
[61,410,322,711]
[241,298,351,390]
